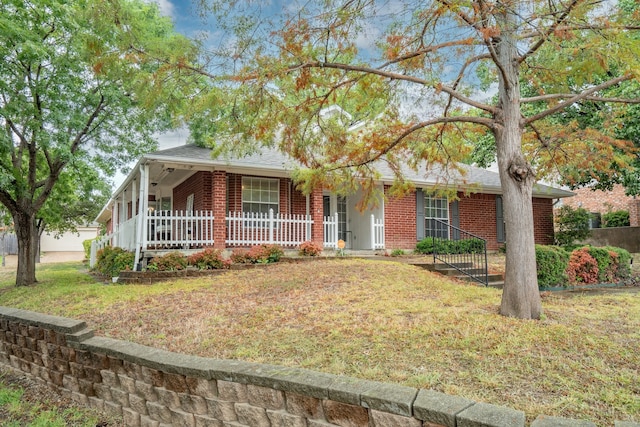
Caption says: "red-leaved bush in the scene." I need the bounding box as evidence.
[299,240,323,257]
[566,247,599,285]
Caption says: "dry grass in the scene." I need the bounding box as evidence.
[1,258,639,425]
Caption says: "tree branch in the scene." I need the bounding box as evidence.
[522,94,640,104]
[524,74,634,124]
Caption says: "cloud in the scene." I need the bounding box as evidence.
[149,0,176,18]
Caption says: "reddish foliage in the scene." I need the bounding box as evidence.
[298,240,323,257]
[566,248,599,285]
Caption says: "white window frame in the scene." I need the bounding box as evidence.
[425,195,449,239]
[241,177,280,215]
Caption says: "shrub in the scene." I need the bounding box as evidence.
[566,247,599,285]
[416,237,484,254]
[187,248,227,270]
[535,245,569,289]
[555,206,590,247]
[602,210,630,228]
[584,246,618,283]
[390,249,405,257]
[231,244,284,264]
[95,246,134,277]
[299,241,323,257]
[605,246,632,279]
[82,238,94,260]
[148,252,188,271]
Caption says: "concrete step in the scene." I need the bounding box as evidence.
[410,261,502,287]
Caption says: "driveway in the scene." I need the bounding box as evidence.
[0,252,85,269]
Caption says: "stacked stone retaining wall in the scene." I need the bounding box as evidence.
[0,306,637,427]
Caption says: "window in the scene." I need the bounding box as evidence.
[425,195,449,239]
[242,177,279,214]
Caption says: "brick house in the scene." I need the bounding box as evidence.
[559,184,640,227]
[93,144,572,265]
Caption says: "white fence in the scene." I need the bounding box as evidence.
[371,215,385,250]
[147,210,215,248]
[323,213,339,248]
[226,210,312,247]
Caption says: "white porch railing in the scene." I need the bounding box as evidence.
[226,209,312,247]
[146,210,215,248]
[118,215,139,251]
[323,213,339,248]
[89,232,115,268]
[371,214,385,250]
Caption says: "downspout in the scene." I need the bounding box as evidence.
[305,193,310,240]
[133,163,149,270]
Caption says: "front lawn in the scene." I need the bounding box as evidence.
[0,259,639,425]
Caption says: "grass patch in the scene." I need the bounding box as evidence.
[0,259,639,424]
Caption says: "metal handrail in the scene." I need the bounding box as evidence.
[430,219,488,286]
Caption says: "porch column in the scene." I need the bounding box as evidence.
[212,171,227,249]
[310,186,324,246]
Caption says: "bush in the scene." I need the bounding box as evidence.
[604,246,632,279]
[95,246,134,277]
[602,210,630,228]
[555,206,590,247]
[299,241,323,257]
[584,246,618,283]
[566,247,599,285]
[535,245,569,289]
[187,248,227,270]
[390,249,405,257]
[415,237,484,254]
[82,239,94,260]
[231,244,284,264]
[148,252,188,271]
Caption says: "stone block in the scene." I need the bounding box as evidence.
[111,387,131,407]
[323,399,369,427]
[206,397,238,421]
[123,407,142,427]
[360,383,417,417]
[165,371,189,393]
[179,392,208,415]
[370,409,421,427]
[71,391,89,406]
[531,415,596,426]
[135,380,158,402]
[104,400,123,417]
[247,384,285,410]
[52,357,70,374]
[157,387,181,409]
[218,380,248,402]
[118,373,137,393]
[75,349,92,366]
[140,415,161,427]
[413,389,474,427]
[266,409,307,427]
[186,376,218,398]
[28,325,44,340]
[457,402,525,427]
[194,414,224,427]
[88,396,105,412]
[285,391,323,419]
[124,360,143,379]
[147,401,173,424]
[108,356,125,374]
[130,393,149,415]
[235,402,271,427]
[69,362,85,378]
[615,423,640,427]
[142,366,164,387]
[62,374,80,392]
[170,407,196,427]
[94,383,113,401]
[78,378,95,397]
[308,420,340,427]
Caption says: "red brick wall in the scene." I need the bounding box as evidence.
[385,189,555,251]
[533,198,555,245]
[173,172,213,212]
[384,186,417,249]
[560,184,640,226]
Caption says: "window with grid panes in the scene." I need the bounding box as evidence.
[241,177,279,215]
[425,195,449,239]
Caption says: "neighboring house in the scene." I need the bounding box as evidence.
[40,225,100,253]
[92,144,573,267]
[559,184,640,227]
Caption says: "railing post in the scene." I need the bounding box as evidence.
[269,209,274,244]
[370,214,375,250]
[333,212,339,248]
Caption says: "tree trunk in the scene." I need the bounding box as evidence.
[493,7,542,319]
[13,212,38,286]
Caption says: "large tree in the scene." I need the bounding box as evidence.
[193,0,640,319]
[0,0,200,285]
